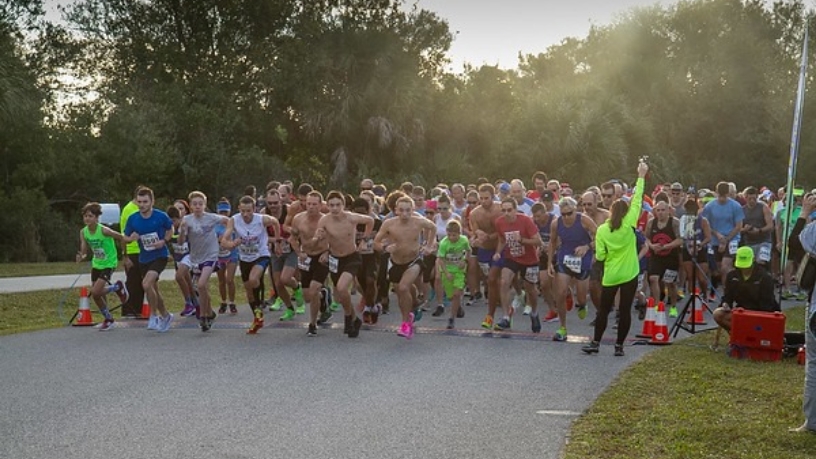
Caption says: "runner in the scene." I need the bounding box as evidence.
[313,191,374,338]
[351,197,382,324]
[122,187,175,332]
[436,220,471,329]
[76,202,129,331]
[220,195,281,334]
[264,189,306,320]
[469,184,504,330]
[214,198,238,315]
[645,200,682,315]
[291,191,332,336]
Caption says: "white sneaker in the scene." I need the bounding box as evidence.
[157,313,174,333]
[147,314,159,330]
[512,292,526,312]
[523,305,532,316]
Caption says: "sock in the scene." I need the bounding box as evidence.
[106,284,119,294]
[185,296,193,305]
[100,306,113,321]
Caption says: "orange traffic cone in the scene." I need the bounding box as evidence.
[685,289,707,325]
[636,297,656,338]
[649,301,672,345]
[72,287,96,327]
[140,296,151,320]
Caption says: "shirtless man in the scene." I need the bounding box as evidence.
[374,196,436,339]
[581,190,610,315]
[468,184,504,329]
[313,191,374,338]
[290,191,332,336]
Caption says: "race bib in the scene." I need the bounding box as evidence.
[171,241,189,256]
[563,255,582,274]
[662,269,678,284]
[359,237,374,255]
[524,266,540,283]
[758,244,771,263]
[140,232,160,251]
[728,239,739,256]
[218,247,231,258]
[708,245,715,255]
[92,247,107,260]
[279,239,292,254]
[479,262,490,276]
[506,231,524,257]
[239,236,260,256]
[298,256,312,271]
[328,255,339,274]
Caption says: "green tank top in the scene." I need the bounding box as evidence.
[83,224,118,270]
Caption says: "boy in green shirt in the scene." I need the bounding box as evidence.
[436,220,471,329]
[76,202,129,331]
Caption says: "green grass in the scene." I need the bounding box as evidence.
[0,279,216,336]
[0,261,99,278]
[564,306,816,459]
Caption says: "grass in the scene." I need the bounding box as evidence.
[564,305,816,459]
[0,261,97,278]
[2,282,815,457]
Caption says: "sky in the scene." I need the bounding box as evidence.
[415,0,675,70]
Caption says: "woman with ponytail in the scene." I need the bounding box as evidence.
[582,161,649,356]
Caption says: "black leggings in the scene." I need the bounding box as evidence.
[593,276,638,344]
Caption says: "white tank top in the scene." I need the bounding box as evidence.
[232,213,270,262]
[435,214,458,241]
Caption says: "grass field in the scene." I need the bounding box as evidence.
[1,279,815,457]
[0,261,96,278]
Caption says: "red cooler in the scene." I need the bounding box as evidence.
[728,308,785,362]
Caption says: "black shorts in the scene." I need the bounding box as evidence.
[589,260,604,282]
[388,257,424,284]
[422,255,436,283]
[91,268,114,283]
[682,247,707,263]
[140,258,168,277]
[329,253,362,286]
[240,257,270,283]
[300,253,329,287]
[538,253,550,270]
[502,259,540,284]
[648,255,680,278]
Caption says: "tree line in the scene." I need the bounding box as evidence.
[1,0,814,261]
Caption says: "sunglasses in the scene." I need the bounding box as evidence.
[438,206,450,211]
[562,211,574,217]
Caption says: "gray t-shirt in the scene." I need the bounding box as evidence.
[183,213,224,265]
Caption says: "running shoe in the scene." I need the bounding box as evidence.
[523,305,532,316]
[180,303,196,317]
[348,316,362,338]
[247,309,264,334]
[343,314,352,335]
[481,315,494,329]
[796,291,808,301]
[553,326,567,342]
[280,308,296,321]
[200,313,215,332]
[147,314,159,330]
[270,297,284,311]
[669,305,678,318]
[543,310,559,323]
[413,307,423,322]
[293,286,306,309]
[473,291,483,301]
[677,289,685,299]
[362,309,372,324]
[307,323,317,337]
[513,291,526,313]
[98,319,115,331]
[397,313,415,339]
[577,304,587,320]
[456,307,465,319]
[614,344,625,357]
[157,313,174,333]
[565,291,574,311]
[370,303,381,324]
[495,318,511,330]
[531,314,541,333]
[635,301,646,321]
[581,341,600,354]
[432,305,445,317]
[330,301,341,312]
[113,280,129,305]
[317,310,332,325]
[295,304,306,315]
[447,318,455,330]
[218,303,228,314]
[229,303,237,314]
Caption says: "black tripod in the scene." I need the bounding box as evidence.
[670,218,717,338]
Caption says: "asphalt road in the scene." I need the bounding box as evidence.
[0,285,664,459]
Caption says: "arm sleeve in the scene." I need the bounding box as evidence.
[623,177,645,229]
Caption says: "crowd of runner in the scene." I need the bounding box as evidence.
[76,167,809,352]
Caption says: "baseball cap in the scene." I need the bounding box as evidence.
[540,190,554,201]
[499,182,510,194]
[734,246,754,269]
[425,200,438,211]
[670,182,683,191]
[217,202,231,213]
[372,184,386,197]
[794,186,805,197]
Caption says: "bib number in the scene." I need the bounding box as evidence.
[758,244,771,263]
[328,255,339,274]
[279,239,292,254]
[524,266,540,283]
[298,256,311,271]
[728,239,739,256]
[479,262,490,276]
[662,269,678,284]
[140,232,160,251]
[563,255,582,274]
[239,239,260,256]
[92,248,107,260]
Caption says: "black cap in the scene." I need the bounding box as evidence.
[540,190,554,201]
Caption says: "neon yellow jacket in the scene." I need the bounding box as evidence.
[595,177,645,287]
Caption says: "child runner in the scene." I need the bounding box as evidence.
[76,202,129,331]
[436,220,471,329]
[215,198,238,314]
